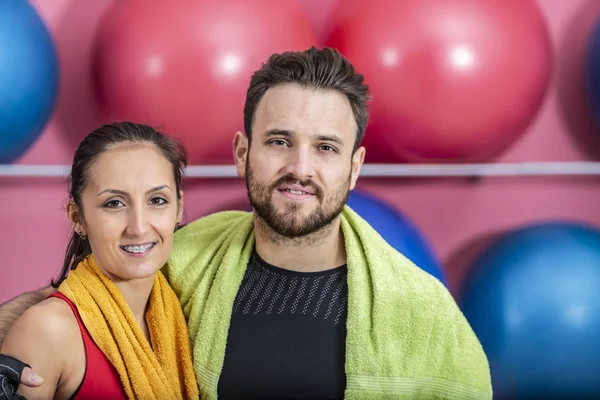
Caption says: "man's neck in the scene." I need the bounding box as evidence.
[253,215,347,273]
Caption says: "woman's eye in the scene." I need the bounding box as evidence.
[150,197,167,206]
[103,200,124,208]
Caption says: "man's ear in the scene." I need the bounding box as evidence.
[233,130,249,178]
[349,146,365,190]
[177,190,184,225]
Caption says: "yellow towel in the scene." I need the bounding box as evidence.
[58,254,199,400]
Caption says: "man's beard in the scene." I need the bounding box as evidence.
[245,161,350,238]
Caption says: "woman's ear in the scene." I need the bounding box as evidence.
[67,200,86,237]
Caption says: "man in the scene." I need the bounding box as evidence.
[0,47,492,399]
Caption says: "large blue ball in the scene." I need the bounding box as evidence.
[347,190,446,285]
[0,0,59,163]
[460,222,600,399]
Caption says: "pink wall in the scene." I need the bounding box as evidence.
[2,0,600,302]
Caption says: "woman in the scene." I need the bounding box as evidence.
[0,122,199,400]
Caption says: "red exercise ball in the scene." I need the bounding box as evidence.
[94,0,317,164]
[324,0,552,163]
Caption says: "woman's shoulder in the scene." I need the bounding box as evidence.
[0,295,85,399]
[2,296,80,353]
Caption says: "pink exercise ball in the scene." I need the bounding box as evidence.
[324,0,552,163]
[93,0,317,164]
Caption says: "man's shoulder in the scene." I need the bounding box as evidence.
[176,210,251,236]
[378,246,460,316]
[165,209,254,285]
[173,210,252,249]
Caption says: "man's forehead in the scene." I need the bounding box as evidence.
[254,84,357,135]
[258,83,348,106]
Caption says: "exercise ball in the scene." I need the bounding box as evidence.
[0,0,59,163]
[324,0,552,163]
[460,222,600,399]
[347,190,446,285]
[586,17,600,124]
[94,0,317,165]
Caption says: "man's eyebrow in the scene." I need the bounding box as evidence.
[264,129,295,138]
[315,134,344,145]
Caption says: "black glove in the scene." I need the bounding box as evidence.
[0,354,29,400]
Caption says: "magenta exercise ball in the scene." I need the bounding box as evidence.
[324,0,552,163]
[94,0,317,164]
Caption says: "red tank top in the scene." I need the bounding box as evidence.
[48,292,127,400]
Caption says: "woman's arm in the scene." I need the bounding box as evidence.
[0,287,55,347]
[0,298,82,400]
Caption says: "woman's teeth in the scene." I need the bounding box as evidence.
[121,243,155,253]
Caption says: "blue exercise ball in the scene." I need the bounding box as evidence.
[460,222,600,399]
[347,190,446,285]
[0,0,59,163]
[586,17,600,124]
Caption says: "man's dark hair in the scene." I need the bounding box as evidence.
[244,46,370,151]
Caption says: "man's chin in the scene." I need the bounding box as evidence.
[267,201,310,215]
[259,213,313,237]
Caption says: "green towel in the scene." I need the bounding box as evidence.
[166,206,492,399]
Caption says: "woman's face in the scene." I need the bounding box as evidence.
[70,142,183,282]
